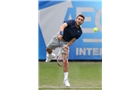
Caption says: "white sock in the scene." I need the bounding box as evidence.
[64,72,68,80]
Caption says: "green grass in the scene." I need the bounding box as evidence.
[39,61,102,90]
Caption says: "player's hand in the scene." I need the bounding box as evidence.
[64,45,68,49]
[58,35,63,41]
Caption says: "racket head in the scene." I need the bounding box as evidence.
[57,47,63,67]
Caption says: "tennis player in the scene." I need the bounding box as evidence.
[46,14,85,86]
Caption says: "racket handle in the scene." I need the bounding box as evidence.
[58,41,61,47]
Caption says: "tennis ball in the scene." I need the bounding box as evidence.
[93,27,98,32]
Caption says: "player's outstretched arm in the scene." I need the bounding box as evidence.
[66,38,76,47]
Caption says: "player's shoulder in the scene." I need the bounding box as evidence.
[65,19,74,21]
[68,19,75,22]
[64,19,75,25]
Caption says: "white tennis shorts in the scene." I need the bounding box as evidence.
[47,35,69,54]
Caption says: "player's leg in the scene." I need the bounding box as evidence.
[46,48,52,54]
[62,46,70,86]
[46,35,58,62]
[46,48,56,62]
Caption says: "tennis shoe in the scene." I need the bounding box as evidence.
[63,79,70,87]
[45,53,56,62]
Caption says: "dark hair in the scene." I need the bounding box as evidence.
[76,14,85,20]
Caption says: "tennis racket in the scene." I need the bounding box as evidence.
[57,41,63,67]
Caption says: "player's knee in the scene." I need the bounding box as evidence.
[63,55,67,61]
[64,59,68,64]
[46,48,52,53]
[46,48,51,51]
[64,48,69,55]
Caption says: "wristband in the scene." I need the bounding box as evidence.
[60,31,64,35]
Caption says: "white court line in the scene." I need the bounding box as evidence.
[39,86,102,89]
